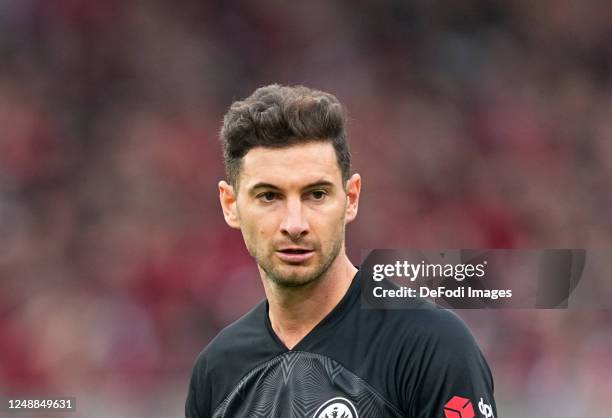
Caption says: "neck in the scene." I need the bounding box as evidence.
[261,253,357,350]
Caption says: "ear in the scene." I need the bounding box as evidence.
[219,180,241,229]
[344,173,361,224]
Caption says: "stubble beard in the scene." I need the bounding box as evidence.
[255,231,345,289]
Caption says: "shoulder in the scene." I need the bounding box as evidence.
[187,300,278,417]
[352,304,486,381]
[372,308,494,415]
[358,298,476,344]
[194,299,268,372]
[392,308,494,394]
[357,277,477,349]
[402,307,477,345]
[387,306,484,363]
[331,295,491,415]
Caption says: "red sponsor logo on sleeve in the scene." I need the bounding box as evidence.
[444,396,475,418]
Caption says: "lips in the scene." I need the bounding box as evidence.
[276,248,315,263]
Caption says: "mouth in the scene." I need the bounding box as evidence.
[275,248,315,263]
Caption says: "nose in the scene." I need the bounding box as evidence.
[280,197,309,240]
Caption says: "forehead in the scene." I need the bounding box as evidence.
[239,141,341,190]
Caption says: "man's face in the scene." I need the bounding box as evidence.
[219,141,360,287]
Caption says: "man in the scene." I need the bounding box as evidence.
[186,84,497,417]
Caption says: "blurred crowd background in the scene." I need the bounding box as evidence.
[1,0,611,416]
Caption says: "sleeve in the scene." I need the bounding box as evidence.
[185,351,213,418]
[411,311,497,418]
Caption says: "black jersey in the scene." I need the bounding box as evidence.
[186,270,497,418]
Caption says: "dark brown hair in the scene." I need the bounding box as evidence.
[220,84,350,188]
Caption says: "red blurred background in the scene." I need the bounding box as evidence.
[1,1,611,416]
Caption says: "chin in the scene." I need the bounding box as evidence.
[268,265,323,288]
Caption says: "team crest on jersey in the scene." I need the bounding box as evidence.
[313,397,358,418]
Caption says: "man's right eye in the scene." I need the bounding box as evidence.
[257,192,278,202]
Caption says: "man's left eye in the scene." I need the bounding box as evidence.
[309,190,327,200]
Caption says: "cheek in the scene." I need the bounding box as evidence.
[313,205,346,239]
[242,216,276,247]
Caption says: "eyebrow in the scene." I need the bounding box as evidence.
[249,180,335,194]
